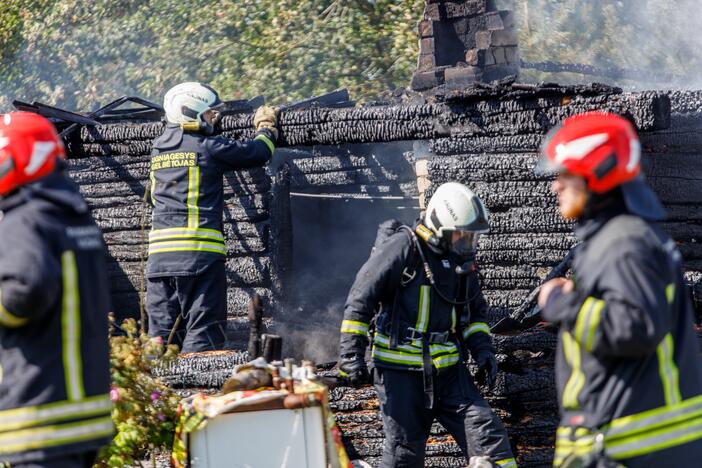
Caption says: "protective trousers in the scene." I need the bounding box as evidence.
[147,260,227,353]
[375,365,515,468]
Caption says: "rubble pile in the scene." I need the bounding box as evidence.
[61,85,702,467]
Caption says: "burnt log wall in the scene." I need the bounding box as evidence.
[63,87,702,467]
[67,147,292,348]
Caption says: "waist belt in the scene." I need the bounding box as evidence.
[406,327,450,344]
[377,317,452,346]
[555,394,702,466]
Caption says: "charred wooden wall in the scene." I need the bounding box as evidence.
[63,85,701,467]
[67,139,293,348]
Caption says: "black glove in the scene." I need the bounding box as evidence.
[338,354,370,388]
[474,350,497,390]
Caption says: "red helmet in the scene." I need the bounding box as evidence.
[538,111,666,221]
[0,112,65,196]
[540,112,640,193]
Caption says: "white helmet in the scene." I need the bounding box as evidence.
[163,82,223,129]
[424,182,489,257]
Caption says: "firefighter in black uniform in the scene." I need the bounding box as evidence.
[0,112,113,467]
[339,182,517,468]
[146,82,278,352]
[536,112,702,467]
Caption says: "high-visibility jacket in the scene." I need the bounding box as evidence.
[147,124,274,278]
[0,171,113,464]
[339,223,493,371]
[543,210,702,467]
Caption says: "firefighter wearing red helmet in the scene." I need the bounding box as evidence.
[0,113,113,467]
[536,112,702,467]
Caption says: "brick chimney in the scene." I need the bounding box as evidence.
[411,0,519,93]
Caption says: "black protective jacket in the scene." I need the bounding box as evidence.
[543,209,702,467]
[147,125,275,277]
[340,223,493,372]
[0,171,113,464]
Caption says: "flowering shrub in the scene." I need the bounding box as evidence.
[97,317,181,467]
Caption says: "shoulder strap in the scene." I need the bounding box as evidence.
[388,225,419,349]
[397,225,420,286]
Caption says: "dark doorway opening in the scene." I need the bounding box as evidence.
[272,142,419,363]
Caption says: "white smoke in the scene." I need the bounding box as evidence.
[508,0,702,90]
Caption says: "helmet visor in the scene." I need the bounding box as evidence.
[448,230,480,259]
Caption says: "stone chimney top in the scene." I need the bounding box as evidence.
[411,0,520,94]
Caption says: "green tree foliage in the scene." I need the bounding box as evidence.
[0,0,424,112]
[2,0,700,112]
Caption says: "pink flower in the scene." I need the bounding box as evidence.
[151,390,161,402]
[110,387,120,402]
[151,336,163,346]
[157,412,167,421]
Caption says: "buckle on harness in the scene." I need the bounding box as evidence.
[405,328,450,344]
[428,331,449,344]
[400,267,416,286]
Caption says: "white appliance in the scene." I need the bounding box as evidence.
[189,405,328,468]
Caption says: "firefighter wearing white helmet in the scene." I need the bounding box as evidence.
[423,181,490,259]
[163,82,224,134]
[339,182,516,468]
[146,82,279,352]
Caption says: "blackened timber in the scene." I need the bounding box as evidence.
[72,91,669,151]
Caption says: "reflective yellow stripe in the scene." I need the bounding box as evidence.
[186,166,200,229]
[657,333,681,406]
[61,251,84,401]
[432,354,460,368]
[554,397,702,462]
[374,332,458,356]
[607,413,702,459]
[340,320,369,336]
[0,416,113,454]
[574,296,605,353]
[372,346,460,369]
[0,290,28,328]
[462,322,490,340]
[416,285,430,332]
[148,240,227,255]
[372,346,423,366]
[372,333,459,369]
[554,426,596,466]
[562,331,584,409]
[605,393,702,437]
[0,394,112,432]
[666,283,675,303]
[149,227,224,242]
[450,306,456,331]
[495,458,517,467]
[254,133,275,154]
[149,170,156,205]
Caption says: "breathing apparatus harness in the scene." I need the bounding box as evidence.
[381,222,479,408]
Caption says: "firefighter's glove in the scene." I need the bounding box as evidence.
[253,105,279,141]
[474,350,497,390]
[338,355,370,388]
